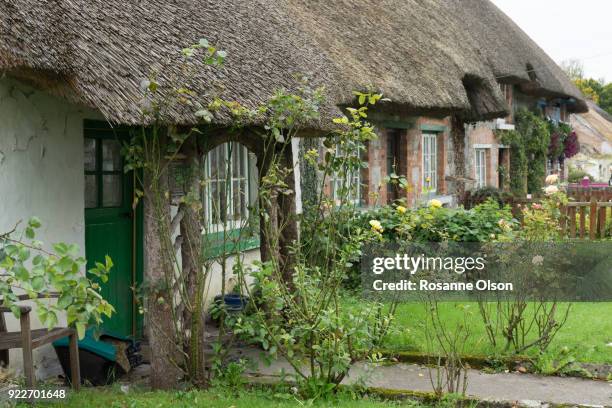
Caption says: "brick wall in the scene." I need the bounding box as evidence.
[466,124,504,190]
[365,117,452,207]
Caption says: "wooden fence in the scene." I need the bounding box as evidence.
[562,199,612,239]
[565,186,612,202]
[510,194,612,240]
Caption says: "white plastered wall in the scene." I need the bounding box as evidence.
[0,77,103,379]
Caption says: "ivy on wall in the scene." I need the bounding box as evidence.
[498,108,551,196]
[499,128,527,195]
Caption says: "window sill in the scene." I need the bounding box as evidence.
[202,229,260,258]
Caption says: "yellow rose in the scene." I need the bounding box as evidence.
[396,205,407,214]
[428,199,442,208]
[369,220,384,233]
[545,174,559,185]
[543,185,559,196]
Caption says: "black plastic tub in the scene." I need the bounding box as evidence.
[54,346,126,386]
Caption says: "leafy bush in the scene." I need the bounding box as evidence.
[463,187,512,209]
[0,218,114,338]
[230,91,397,399]
[499,108,553,196]
[339,199,517,290]
[567,166,592,183]
[516,109,551,194]
[518,192,568,241]
[355,199,517,243]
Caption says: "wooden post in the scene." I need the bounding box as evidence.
[68,331,80,390]
[568,206,576,239]
[0,313,8,367]
[579,206,586,239]
[598,206,607,239]
[559,204,567,238]
[19,311,34,387]
[589,197,597,240]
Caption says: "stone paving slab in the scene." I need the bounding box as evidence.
[238,349,612,406]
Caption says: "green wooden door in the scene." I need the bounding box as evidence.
[84,124,135,337]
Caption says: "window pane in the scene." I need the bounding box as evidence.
[218,180,227,222]
[203,142,255,229]
[102,175,122,207]
[102,139,122,171]
[85,174,98,208]
[423,134,437,190]
[208,147,219,178]
[210,182,220,224]
[232,143,242,177]
[84,138,96,172]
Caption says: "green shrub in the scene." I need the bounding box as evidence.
[499,108,553,196]
[341,199,518,290]
[464,187,512,209]
[567,166,592,183]
[355,199,517,243]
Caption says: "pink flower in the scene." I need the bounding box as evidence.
[532,203,542,210]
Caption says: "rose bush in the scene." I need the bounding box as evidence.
[356,198,518,244]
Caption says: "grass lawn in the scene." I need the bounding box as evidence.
[49,386,426,408]
[379,301,612,364]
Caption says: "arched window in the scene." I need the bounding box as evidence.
[202,142,258,233]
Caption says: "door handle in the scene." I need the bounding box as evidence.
[121,212,134,219]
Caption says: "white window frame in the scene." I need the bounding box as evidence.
[475,148,487,188]
[331,144,361,205]
[203,142,256,233]
[422,133,438,193]
[551,106,561,124]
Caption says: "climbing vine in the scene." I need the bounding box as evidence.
[499,108,551,196]
[499,128,527,195]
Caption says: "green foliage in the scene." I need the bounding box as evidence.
[567,166,592,183]
[515,109,551,195]
[211,359,249,391]
[518,192,568,241]
[341,199,516,290]
[572,77,612,116]
[600,82,612,115]
[498,129,527,195]
[532,346,578,376]
[356,199,517,244]
[564,61,612,115]
[574,78,603,104]
[499,109,551,196]
[464,187,512,209]
[232,92,396,399]
[57,385,432,408]
[123,39,239,385]
[381,301,612,364]
[0,218,114,338]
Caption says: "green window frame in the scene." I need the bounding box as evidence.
[84,136,125,209]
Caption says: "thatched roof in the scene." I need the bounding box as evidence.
[0,0,587,127]
[448,0,587,112]
[571,101,612,156]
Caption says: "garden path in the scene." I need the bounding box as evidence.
[239,348,612,406]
